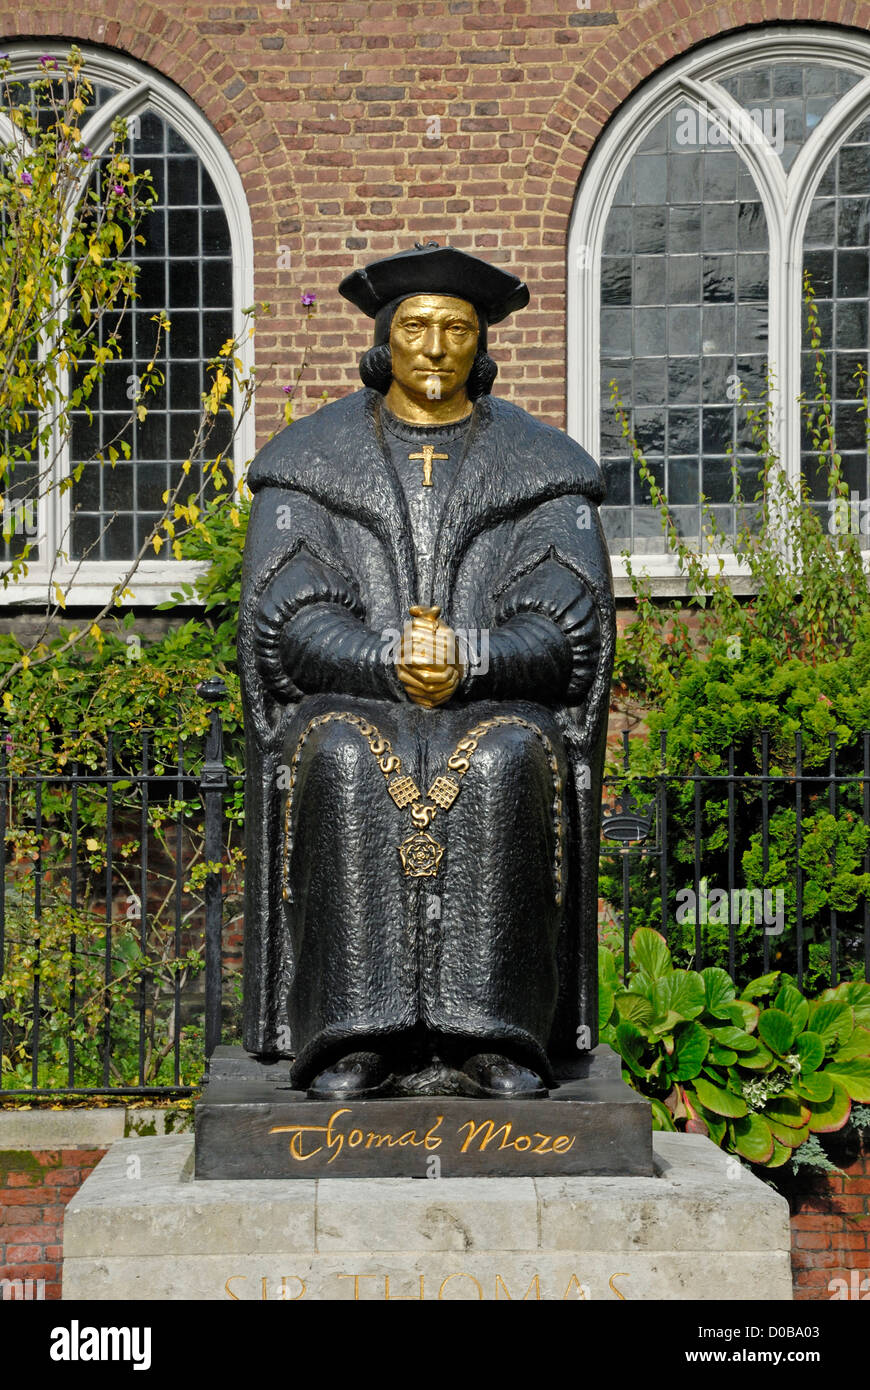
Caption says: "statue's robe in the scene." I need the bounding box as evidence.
[238,387,615,1085]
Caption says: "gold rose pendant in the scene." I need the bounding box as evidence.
[398,830,444,877]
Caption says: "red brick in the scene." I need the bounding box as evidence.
[795,1232,834,1249]
[45,1170,83,1187]
[0,1261,56,1280]
[4,1226,58,1244]
[60,1149,106,1166]
[5,1172,43,1188]
[0,1207,44,1226]
[791,1214,830,1230]
[830,1232,869,1249]
[0,1188,56,1207]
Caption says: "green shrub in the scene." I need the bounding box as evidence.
[602,928,870,1169]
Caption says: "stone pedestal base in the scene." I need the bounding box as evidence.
[62,1132,793,1301]
[195,1044,654,1179]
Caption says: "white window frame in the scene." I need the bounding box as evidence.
[567,25,870,593]
[0,42,255,607]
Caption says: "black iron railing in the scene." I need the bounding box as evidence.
[0,679,240,1098]
[1,712,867,1099]
[600,729,870,990]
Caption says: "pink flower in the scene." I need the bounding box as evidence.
[20,171,32,185]
[39,55,58,68]
[301,292,316,307]
[113,183,124,194]
[282,386,293,394]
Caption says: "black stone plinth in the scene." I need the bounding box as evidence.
[194,1046,653,1179]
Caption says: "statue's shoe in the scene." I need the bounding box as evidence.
[461,1053,548,1099]
[307,1050,390,1100]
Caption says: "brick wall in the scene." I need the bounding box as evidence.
[790,1144,870,1302]
[1,1136,868,1299]
[0,1148,106,1301]
[0,0,863,443]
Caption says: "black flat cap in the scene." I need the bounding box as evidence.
[338,241,530,325]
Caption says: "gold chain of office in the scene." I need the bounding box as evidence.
[281,711,564,903]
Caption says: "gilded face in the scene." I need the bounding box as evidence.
[387,294,479,407]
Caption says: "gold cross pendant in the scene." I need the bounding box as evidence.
[408,445,449,487]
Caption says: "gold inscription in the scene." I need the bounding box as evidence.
[438,1272,484,1300]
[456,1118,575,1156]
[222,1271,629,1300]
[495,1274,542,1301]
[270,1110,444,1164]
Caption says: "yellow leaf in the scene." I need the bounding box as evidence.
[85,838,100,852]
[89,623,101,640]
[54,585,66,609]
[88,242,102,265]
[136,405,147,422]
[172,539,182,560]
[20,653,29,670]
[230,507,240,528]
[152,534,163,554]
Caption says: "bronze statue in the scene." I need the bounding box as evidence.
[238,243,615,1101]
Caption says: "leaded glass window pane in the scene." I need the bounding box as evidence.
[69,107,234,561]
[599,107,769,555]
[719,63,861,170]
[801,114,870,547]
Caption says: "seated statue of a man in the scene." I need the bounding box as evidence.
[238,242,614,1101]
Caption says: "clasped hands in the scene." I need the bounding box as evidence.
[395,605,462,708]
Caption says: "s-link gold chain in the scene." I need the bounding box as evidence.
[281,710,564,904]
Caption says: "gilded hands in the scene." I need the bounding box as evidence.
[395,605,463,708]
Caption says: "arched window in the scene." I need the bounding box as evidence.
[0,44,254,605]
[568,27,870,581]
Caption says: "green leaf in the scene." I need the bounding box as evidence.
[672,1020,709,1080]
[614,1020,648,1079]
[795,1031,824,1073]
[708,1043,737,1065]
[598,979,615,1030]
[795,1071,833,1103]
[767,1139,792,1168]
[767,1116,810,1148]
[808,1000,854,1051]
[692,1076,748,1118]
[701,967,736,1018]
[764,1095,809,1127]
[652,969,706,1022]
[806,1081,851,1133]
[834,1026,870,1061]
[649,1098,677,1132]
[710,1025,757,1052]
[733,1045,772,1073]
[731,1114,774,1163]
[723,999,760,1032]
[825,1058,870,1102]
[630,927,671,981]
[774,983,809,1034]
[614,991,653,1028]
[740,972,781,1000]
[839,981,870,1027]
[757,1008,796,1057]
